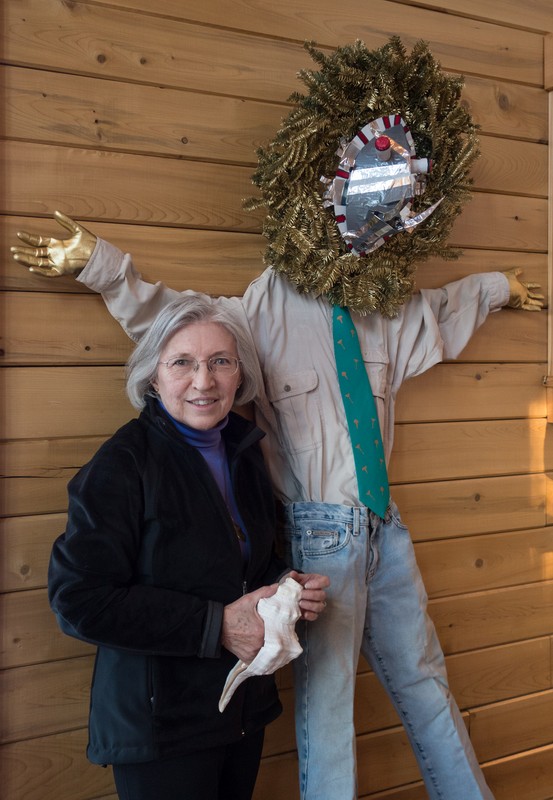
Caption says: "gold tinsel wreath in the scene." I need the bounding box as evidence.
[245,37,480,316]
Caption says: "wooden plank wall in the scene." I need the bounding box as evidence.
[1,1,553,798]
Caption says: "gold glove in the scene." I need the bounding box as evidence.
[10,211,97,277]
[503,268,545,312]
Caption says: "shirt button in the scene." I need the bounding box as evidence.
[284,384,291,392]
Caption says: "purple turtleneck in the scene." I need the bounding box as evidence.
[158,401,250,563]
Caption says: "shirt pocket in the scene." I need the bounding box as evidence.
[266,369,322,454]
[360,348,389,440]
[360,348,389,401]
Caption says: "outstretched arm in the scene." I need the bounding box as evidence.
[11,211,181,341]
[10,211,96,277]
[396,267,545,386]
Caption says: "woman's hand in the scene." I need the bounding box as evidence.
[221,571,329,663]
[221,584,278,664]
[286,570,330,621]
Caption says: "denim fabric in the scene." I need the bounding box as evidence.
[281,501,494,800]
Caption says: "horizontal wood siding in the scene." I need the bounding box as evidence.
[1,0,552,798]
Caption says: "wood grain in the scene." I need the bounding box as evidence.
[2,1,552,796]
[4,67,548,160]
[430,581,553,654]
[388,0,553,33]
[0,513,67,592]
[390,418,553,483]
[42,0,545,85]
[394,473,547,540]
[1,589,93,669]
[415,527,553,596]
[470,690,553,761]
[1,728,115,800]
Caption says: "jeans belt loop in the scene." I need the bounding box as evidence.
[352,506,360,536]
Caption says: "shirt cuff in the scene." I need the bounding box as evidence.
[76,237,127,293]
[489,271,511,310]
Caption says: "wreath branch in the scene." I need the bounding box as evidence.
[245,37,480,316]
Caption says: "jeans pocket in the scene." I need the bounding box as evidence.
[303,523,351,557]
[388,504,409,531]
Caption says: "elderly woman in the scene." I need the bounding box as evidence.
[48,294,328,800]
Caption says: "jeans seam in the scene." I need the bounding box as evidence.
[367,634,444,799]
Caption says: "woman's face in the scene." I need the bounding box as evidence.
[152,321,242,430]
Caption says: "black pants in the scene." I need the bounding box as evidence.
[112,729,265,800]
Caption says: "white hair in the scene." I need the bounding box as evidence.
[125,293,263,410]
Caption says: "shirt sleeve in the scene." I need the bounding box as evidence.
[76,237,182,342]
[392,271,510,385]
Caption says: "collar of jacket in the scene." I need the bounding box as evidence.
[141,395,265,461]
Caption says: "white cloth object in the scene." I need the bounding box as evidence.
[218,577,303,712]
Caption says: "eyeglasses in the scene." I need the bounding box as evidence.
[158,356,241,377]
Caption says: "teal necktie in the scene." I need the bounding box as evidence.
[332,305,390,518]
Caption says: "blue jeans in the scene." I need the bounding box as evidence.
[280,501,494,800]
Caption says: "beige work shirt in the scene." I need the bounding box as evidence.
[79,240,509,506]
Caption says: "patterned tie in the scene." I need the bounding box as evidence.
[332,305,390,518]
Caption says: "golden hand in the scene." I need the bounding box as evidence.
[10,210,97,277]
[503,268,545,312]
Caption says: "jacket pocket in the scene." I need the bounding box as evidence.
[266,369,322,454]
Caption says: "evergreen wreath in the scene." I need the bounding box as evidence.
[245,37,480,316]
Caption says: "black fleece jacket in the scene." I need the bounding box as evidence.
[48,399,287,765]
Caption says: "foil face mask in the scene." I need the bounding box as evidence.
[324,115,442,256]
